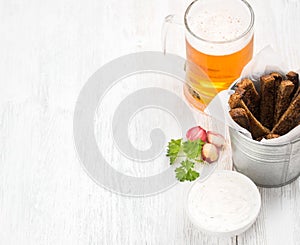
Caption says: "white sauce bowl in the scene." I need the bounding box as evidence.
[186,170,261,237]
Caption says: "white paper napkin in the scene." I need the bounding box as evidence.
[205,46,300,144]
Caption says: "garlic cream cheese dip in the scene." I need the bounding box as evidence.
[186,170,261,236]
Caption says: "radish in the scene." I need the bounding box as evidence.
[207,131,225,148]
[202,143,219,163]
[186,126,207,142]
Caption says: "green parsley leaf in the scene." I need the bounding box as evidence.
[175,159,199,182]
[185,168,200,181]
[166,139,182,165]
[182,139,204,159]
[175,167,186,182]
[166,138,203,182]
[181,158,194,169]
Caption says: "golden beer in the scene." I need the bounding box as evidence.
[183,0,254,110]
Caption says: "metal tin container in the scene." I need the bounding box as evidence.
[229,79,300,187]
[230,128,300,187]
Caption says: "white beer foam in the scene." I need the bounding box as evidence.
[186,0,253,55]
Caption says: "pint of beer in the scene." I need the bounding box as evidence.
[165,0,254,110]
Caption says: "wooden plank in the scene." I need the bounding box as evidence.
[0,0,299,244]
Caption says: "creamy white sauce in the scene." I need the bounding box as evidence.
[187,171,260,233]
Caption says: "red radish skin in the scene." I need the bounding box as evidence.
[207,131,225,148]
[186,126,207,142]
[202,143,219,163]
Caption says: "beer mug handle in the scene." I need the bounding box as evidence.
[162,14,184,55]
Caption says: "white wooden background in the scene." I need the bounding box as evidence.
[1,0,300,244]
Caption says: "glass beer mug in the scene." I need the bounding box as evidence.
[163,0,254,111]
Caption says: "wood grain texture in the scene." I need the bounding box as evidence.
[0,0,299,244]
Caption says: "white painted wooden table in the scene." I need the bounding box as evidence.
[1,0,300,244]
